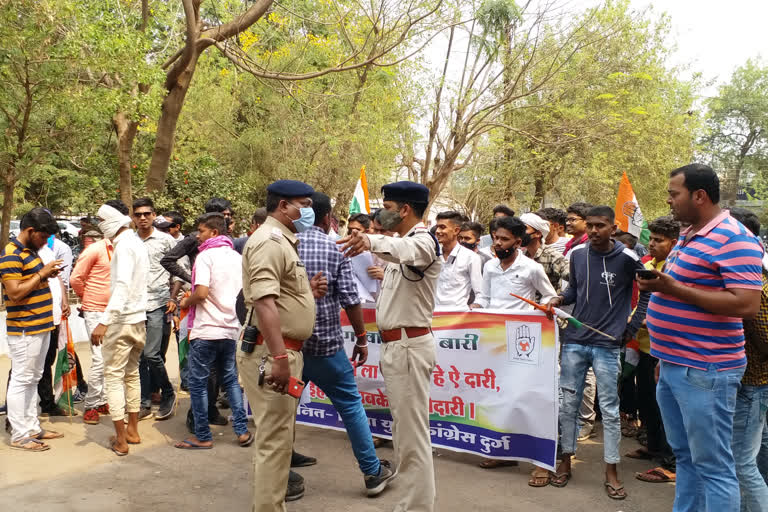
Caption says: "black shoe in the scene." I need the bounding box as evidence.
[291,450,317,467]
[285,471,304,502]
[40,406,73,417]
[217,396,230,410]
[209,414,228,426]
[365,459,396,497]
[155,394,176,420]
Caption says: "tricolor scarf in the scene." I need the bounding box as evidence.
[187,235,234,329]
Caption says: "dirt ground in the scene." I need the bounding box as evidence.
[0,340,675,511]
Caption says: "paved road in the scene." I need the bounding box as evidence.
[0,342,675,511]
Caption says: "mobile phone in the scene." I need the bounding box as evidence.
[286,376,306,398]
[635,269,657,280]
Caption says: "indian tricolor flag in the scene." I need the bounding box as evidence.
[349,166,371,215]
[615,171,650,246]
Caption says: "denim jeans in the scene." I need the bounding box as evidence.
[303,349,380,476]
[732,383,768,512]
[559,344,621,463]
[140,307,174,408]
[657,360,744,512]
[188,338,248,442]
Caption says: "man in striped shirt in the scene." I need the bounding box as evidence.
[638,164,764,512]
[0,208,63,451]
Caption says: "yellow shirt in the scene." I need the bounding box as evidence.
[241,216,315,341]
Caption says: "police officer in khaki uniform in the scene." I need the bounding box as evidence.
[239,180,325,512]
[338,181,441,512]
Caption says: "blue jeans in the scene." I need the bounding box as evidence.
[140,307,174,408]
[302,349,380,476]
[188,339,248,442]
[559,344,621,463]
[657,360,745,512]
[732,384,768,512]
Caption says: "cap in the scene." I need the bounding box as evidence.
[267,180,314,198]
[381,181,429,204]
[520,212,550,240]
[154,218,174,229]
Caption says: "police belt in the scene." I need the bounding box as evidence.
[255,334,303,352]
[379,327,432,343]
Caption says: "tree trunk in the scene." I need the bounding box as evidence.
[530,169,546,210]
[1,167,16,249]
[145,54,199,193]
[113,112,139,208]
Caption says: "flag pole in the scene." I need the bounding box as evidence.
[65,318,73,425]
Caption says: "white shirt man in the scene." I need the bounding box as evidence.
[475,249,557,311]
[435,244,483,308]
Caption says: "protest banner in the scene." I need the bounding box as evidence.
[296,307,560,470]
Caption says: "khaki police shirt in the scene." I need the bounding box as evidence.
[241,216,315,341]
[368,223,441,331]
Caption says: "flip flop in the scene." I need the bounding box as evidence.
[478,459,519,469]
[528,469,551,487]
[110,435,140,446]
[174,439,213,450]
[604,482,627,500]
[10,437,50,452]
[549,471,571,488]
[635,467,676,483]
[110,439,128,457]
[625,448,654,460]
[34,429,64,440]
[239,432,254,447]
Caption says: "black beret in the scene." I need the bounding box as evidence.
[381,181,429,204]
[267,180,315,198]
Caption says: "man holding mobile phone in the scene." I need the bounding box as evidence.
[1,208,63,451]
[239,180,326,511]
[297,192,395,498]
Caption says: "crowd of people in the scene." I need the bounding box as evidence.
[1,163,767,512]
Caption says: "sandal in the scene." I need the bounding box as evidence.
[110,438,128,456]
[635,467,676,483]
[549,471,571,487]
[604,481,627,500]
[625,448,654,460]
[10,437,50,452]
[174,438,213,450]
[239,432,254,447]
[34,429,64,440]
[528,468,551,487]
[478,458,519,469]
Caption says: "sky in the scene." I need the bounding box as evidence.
[583,0,768,97]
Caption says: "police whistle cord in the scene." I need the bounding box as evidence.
[508,293,616,341]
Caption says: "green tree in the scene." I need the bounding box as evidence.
[702,58,768,206]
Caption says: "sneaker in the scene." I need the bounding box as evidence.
[72,389,86,404]
[285,471,304,502]
[365,459,396,497]
[83,408,100,425]
[139,407,154,421]
[155,395,176,420]
[96,403,110,415]
[291,450,317,467]
[577,423,596,441]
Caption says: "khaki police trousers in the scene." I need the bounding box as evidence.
[380,331,437,512]
[238,343,303,512]
[102,322,146,422]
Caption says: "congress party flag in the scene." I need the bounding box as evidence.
[615,171,650,246]
[349,166,370,215]
[53,318,78,415]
